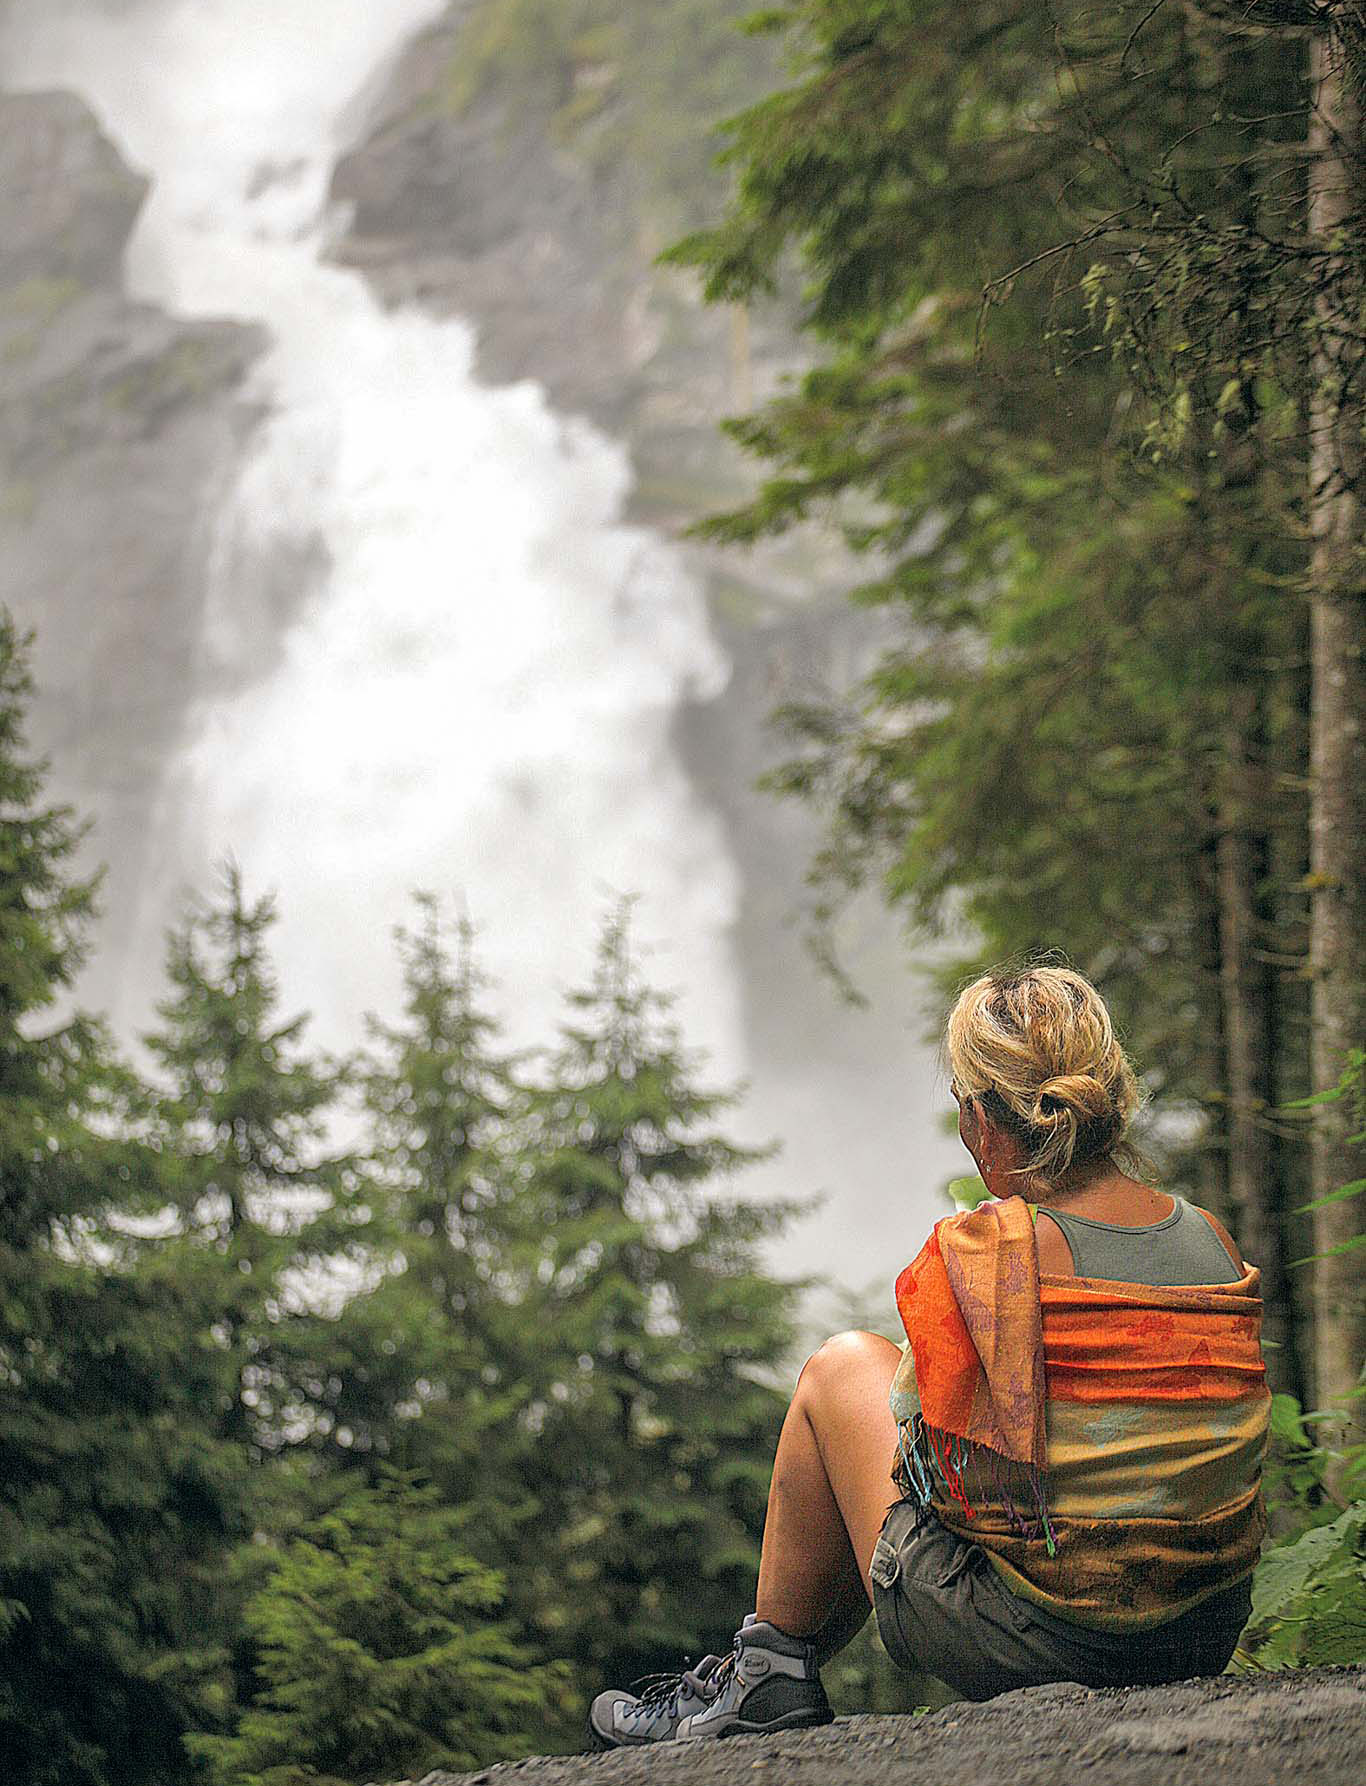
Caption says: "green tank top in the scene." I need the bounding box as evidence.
[1031,1195,1241,1286]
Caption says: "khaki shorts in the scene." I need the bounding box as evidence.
[869,1499,1251,1702]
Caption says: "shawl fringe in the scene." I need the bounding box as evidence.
[895,1411,1057,1554]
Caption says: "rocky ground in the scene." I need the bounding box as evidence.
[383,1667,1366,1786]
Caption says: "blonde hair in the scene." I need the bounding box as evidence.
[946,964,1142,1184]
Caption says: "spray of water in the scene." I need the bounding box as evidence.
[2,0,743,1068]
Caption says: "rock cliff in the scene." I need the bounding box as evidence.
[0,89,263,1004]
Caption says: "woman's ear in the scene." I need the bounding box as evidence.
[963,1094,1011,1179]
[968,1099,993,1171]
[958,1091,984,1160]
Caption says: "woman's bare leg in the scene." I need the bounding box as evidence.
[754,1330,903,1653]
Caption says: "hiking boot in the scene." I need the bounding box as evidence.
[587,1615,833,1749]
[675,1617,832,1741]
[588,1651,729,1748]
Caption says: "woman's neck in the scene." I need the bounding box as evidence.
[1033,1155,1125,1201]
[1028,1158,1173,1223]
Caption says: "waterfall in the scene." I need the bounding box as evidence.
[1,0,744,1070]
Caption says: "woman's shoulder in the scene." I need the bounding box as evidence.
[1183,1199,1245,1273]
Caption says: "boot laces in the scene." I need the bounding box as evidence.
[628,1650,731,1716]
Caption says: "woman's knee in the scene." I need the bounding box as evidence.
[796,1329,900,1400]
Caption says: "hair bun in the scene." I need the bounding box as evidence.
[1032,1072,1110,1126]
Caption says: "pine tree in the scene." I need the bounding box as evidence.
[365,897,511,1294]
[514,905,802,1693]
[189,1472,564,1786]
[0,611,108,1253]
[1,1257,253,1786]
[341,896,538,1551]
[141,862,372,1453]
[0,614,248,1786]
[335,900,808,1729]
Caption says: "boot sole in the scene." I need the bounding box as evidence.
[678,1705,833,1742]
[587,1704,832,1752]
[587,1703,833,1751]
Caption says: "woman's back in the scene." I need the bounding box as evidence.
[1033,1193,1243,1287]
[892,1195,1267,1630]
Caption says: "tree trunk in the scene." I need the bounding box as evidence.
[1307,27,1366,1448]
[1193,830,1233,1224]
[1217,689,1298,1395]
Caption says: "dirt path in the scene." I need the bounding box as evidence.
[390,1667,1365,1786]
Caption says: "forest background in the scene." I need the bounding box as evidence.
[2,2,1365,1783]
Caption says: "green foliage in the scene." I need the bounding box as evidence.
[0,856,810,1782]
[1063,10,1343,469]
[1244,1502,1366,1667]
[668,0,1308,1020]
[0,615,248,1785]
[189,1473,563,1786]
[502,903,805,1696]
[1237,1393,1366,1670]
[0,1256,253,1786]
[665,1,1334,1396]
[945,1175,990,1210]
[174,895,806,1770]
[822,1614,940,1716]
[0,613,118,1254]
[140,863,375,1453]
[1261,1393,1339,1532]
[1290,1049,1366,1243]
[346,896,541,1546]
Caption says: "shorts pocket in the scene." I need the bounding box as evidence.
[961,1552,1041,1635]
[1000,1582,1043,1633]
[869,1534,902,1591]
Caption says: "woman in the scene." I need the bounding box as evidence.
[589,965,1269,1747]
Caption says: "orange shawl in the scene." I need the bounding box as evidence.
[891,1195,1054,1545]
